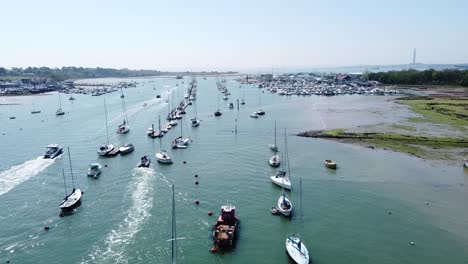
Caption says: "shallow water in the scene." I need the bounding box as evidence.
[0,77,467,264]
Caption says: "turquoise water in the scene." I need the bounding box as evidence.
[1,77,467,264]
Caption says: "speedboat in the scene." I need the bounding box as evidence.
[269,154,281,167]
[119,143,135,154]
[116,123,130,134]
[137,156,151,168]
[214,110,222,116]
[97,144,114,156]
[191,118,200,127]
[257,110,265,115]
[156,150,173,164]
[250,112,259,118]
[286,235,309,264]
[59,188,82,212]
[56,108,65,116]
[270,171,291,190]
[277,192,292,217]
[324,159,337,169]
[43,144,64,159]
[87,163,102,178]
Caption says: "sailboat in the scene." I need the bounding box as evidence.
[171,119,189,149]
[276,129,293,217]
[240,92,246,105]
[285,177,309,264]
[56,92,65,116]
[214,91,222,116]
[191,98,200,127]
[59,147,83,212]
[116,89,130,134]
[156,136,173,164]
[271,130,292,189]
[97,98,114,156]
[269,121,281,167]
[30,95,41,114]
[257,93,265,115]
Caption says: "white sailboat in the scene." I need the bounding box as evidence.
[271,129,291,189]
[269,121,281,167]
[56,92,65,116]
[285,177,309,264]
[59,147,82,212]
[277,191,292,217]
[97,98,114,156]
[116,89,130,134]
[156,116,173,164]
[30,95,41,114]
[191,98,200,127]
[171,118,189,149]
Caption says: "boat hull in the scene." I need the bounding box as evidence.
[270,175,292,190]
[43,147,63,159]
[269,155,281,167]
[286,236,309,264]
[277,195,292,217]
[59,189,83,212]
[156,152,173,164]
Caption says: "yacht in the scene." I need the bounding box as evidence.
[228,102,234,109]
[59,147,82,212]
[119,143,135,154]
[56,109,65,116]
[250,112,259,118]
[156,150,173,164]
[270,171,291,190]
[171,137,189,149]
[87,163,102,178]
[116,122,130,134]
[43,144,64,159]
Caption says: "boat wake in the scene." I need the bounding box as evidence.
[81,168,155,264]
[0,156,56,196]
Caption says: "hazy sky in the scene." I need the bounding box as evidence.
[1,0,467,71]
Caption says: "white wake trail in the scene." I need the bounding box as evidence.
[0,156,55,196]
[81,168,155,264]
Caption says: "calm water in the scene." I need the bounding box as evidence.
[0,77,467,264]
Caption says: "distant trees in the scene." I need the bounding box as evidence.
[368,69,468,87]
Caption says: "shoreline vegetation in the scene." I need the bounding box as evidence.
[298,94,468,163]
[0,66,238,82]
[367,69,468,87]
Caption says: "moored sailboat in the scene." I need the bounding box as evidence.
[59,147,82,212]
[97,98,114,156]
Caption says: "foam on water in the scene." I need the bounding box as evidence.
[81,167,155,264]
[0,156,55,196]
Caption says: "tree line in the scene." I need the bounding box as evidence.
[367,69,468,87]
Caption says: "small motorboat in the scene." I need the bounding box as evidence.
[9,116,16,119]
[256,110,265,115]
[97,144,114,156]
[223,95,228,100]
[87,163,102,178]
[228,102,234,109]
[56,109,65,116]
[170,120,178,126]
[156,150,173,164]
[137,156,151,168]
[119,143,135,154]
[325,159,337,169]
[240,99,245,105]
[214,110,222,116]
[277,192,292,217]
[43,144,64,159]
[250,112,259,118]
[269,154,281,167]
[31,110,41,114]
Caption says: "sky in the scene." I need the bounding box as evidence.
[0,0,467,71]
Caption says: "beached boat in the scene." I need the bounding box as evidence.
[87,163,102,178]
[119,143,134,154]
[324,159,337,169]
[213,205,238,249]
[285,177,309,264]
[137,156,151,168]
[43,144,63,159]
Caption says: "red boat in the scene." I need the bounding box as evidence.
[213,205,238,249]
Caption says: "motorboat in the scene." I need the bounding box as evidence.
[228,102,234,109]
[286,235,310,264]
[324,160,337,169]
[156,150,173,164]
[257,110,265,115]
[213,205,238,249]
[87,163,102,178]
[137,156,151,168]
[119,143,135,154]
[214,110,222,116]
[240,99,245,105]
[191,118,200,127]
[31,110,41,114]
[97,144,114,156]
[116,122,130,134]
[269,154,281,167]
[270,171,291,190]
[277,192,292,217]
[250,112,259,118]
[43,144,64,159]
[170,120,178,126]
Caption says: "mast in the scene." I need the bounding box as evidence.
[299,177,302,241]
[158,117,162,150]
[274,121,277,154]
[58,92,62,109]
[104,97,110,145]
[171,184,177,264]
[67,147,75,189]
[285,129,291,179]
[62,168,67,199]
